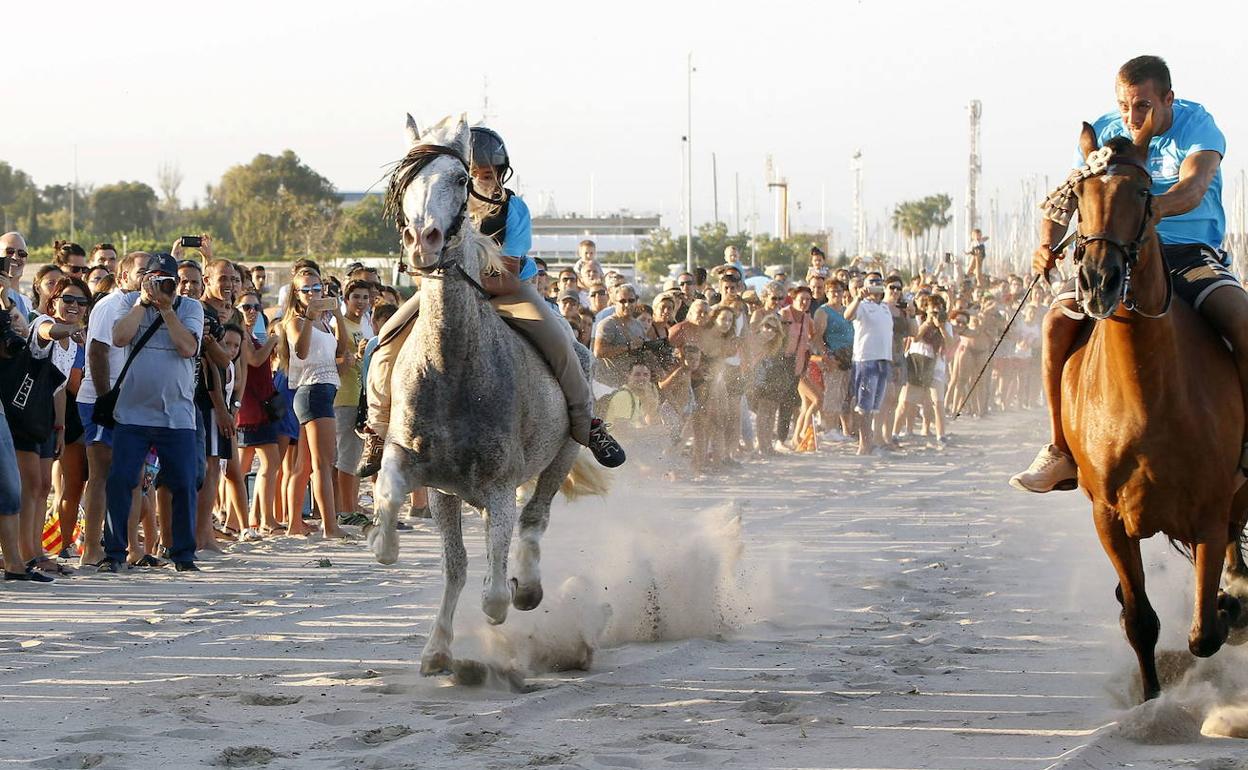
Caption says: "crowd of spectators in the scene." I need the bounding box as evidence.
[0,231,1044,583]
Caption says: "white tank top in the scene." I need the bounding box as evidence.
[289,320,340,388]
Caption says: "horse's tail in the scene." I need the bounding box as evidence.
[560,451,611,500]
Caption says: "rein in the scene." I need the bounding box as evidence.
[1043,148,1172,320]
[383,143,489,299]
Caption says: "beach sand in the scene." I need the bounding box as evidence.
[2,413,1246,769]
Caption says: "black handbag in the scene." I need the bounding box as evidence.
[260,390,288,424]
[0,326,68,444]
[92,309,168,430]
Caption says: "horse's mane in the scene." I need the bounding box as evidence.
[383,142,504,276]
[383,143,466,230]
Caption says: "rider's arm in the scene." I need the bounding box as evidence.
[1039,218,1069,253]
[1153,150,1222,219]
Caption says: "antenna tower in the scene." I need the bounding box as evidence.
[766,155,790,239]
[967,100,982,243]
[851,150,864,257]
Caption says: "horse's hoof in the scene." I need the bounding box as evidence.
[367,528,399,565]
[482,594,510,626]
[1189,615,1230,658]
[1219,592,1245,628]
[420,652,453,677]
[511,577,544,612]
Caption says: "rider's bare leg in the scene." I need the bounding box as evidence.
[1010,299,1085,493]
[1194,284,1248,462]
[1041,302,1086,455]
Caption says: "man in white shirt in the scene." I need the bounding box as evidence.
[0,233,30,318]
[76,251,147,567]
[844,276,894,456]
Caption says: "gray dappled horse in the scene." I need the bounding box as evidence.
[367,115,604,675]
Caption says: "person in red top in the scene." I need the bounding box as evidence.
[235,290,284,534]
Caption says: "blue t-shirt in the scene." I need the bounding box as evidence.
[819,304,854,352]
[1079,99,1226,248]
[503,194,537,280]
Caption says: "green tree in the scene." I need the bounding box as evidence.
[0,162,37,234]
[91,181,157,238]
[219,150,337,257]
[335,194,395,255]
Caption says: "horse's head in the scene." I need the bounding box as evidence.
[1072,112,1157,319]
[386,114,473,271]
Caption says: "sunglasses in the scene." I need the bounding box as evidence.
[3,247,29,259]
[56,295,90,307]
[238,302,261,311]
[887,284,902,291]
[559,275,576,282]
[590,290,608,297]
[299,284,324,294]
[66,265,89,274]
[150,275,177,285]
[679,280,694,286]
[536,270,547,277]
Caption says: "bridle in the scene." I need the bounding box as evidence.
[383,143,489,299]
[1071,155,1172,319]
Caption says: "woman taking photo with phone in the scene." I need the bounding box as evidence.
[280,268,351,539]
[14,276,89,574]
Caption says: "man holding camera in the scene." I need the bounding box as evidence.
[100,253,204,574]
[1,232,31,318]
[76,250,149,568]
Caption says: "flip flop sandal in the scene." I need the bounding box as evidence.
[129,555,168,568]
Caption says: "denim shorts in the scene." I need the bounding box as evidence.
[238,421,279,447]
[0,410,21,515]
[294,383,337,424]
[852,359,892,414]
[78,401,114,447]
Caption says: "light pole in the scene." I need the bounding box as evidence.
[685,52,694,274]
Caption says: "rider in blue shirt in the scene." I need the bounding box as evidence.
[358,124,625,475]
[1014,55,1248,493]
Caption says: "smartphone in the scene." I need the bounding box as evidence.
[180,235,203,248]
[0,254,9,277]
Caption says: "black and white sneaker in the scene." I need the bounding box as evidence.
[588,419,626,468]
[4,566,54,583]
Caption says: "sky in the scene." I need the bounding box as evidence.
[6,0,1247,245]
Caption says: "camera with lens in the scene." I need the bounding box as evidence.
[0,306,27,357]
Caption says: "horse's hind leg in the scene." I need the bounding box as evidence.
[422,490,465,676]
[480,489,517,625]
[513,442,578,612]
[367,445,411,565]
[1191,531,1232,657]
[1093,508,1161,700]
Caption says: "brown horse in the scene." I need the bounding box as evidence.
[1061,114,1248,701]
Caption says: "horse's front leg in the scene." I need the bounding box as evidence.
[513,443,577,611]
[422,490,465,676]
[1094,506,1161,700]
[1191,530,1233,657]
[368,445,410,565]
[480,490,517,625]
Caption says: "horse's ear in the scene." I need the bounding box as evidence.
[1079,122,1098,161]
[405,113,421,148]
[453,113,471,160]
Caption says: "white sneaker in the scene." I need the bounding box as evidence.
[1009,444,1078,493]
